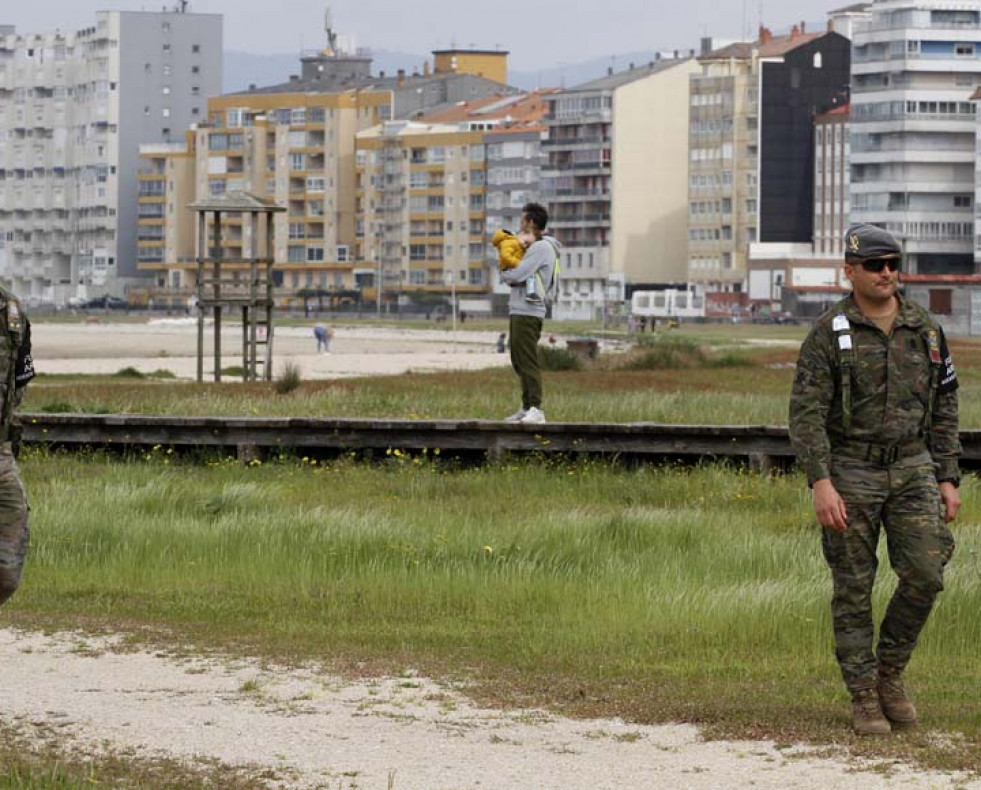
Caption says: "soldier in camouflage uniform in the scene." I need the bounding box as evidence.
[0,286,35,608]
[789,224,960,736]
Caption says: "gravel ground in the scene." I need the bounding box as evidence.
[1,629,977,790]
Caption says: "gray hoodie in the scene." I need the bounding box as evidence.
[499,235,561,318]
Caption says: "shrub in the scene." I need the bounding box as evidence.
[221,366,245,378]
[705,352,756,368]
[539,346,583,372]
[619,335,710,371]
[113,366,145,379]
[148,369,177,379]
[273,362,302,394]
[40,402,74,413]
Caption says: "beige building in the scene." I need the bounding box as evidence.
[611,58,701,287]
[814,105,850,257]
[543,55,697,321]
[686,40,762,293]
[355,121,488,307]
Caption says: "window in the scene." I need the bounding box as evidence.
[307,247,324,262]
[929,289,952,315]
[956,43,974,57]
[954,195,972,208]
[192,44,201,53]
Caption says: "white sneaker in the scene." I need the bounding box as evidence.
[503,408,527,422]
[520,406,546,424]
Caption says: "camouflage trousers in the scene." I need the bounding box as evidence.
[822,452,955,691]
[0,441,29,608]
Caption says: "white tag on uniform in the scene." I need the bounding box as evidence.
[838,334,853,351]
[832,314,849,332]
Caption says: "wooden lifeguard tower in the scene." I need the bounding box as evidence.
[189,191,286,382]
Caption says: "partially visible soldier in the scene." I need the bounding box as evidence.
[0,285,35,607]
[789,224,960,736]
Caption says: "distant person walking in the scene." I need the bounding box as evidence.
[313,324,333,354]
[0,286,35,609]
[498,202,560,424]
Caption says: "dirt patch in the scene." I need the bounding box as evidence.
[0,628,976,790]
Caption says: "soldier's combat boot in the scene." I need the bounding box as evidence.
[851,688,891,735]
[878,670,917,727]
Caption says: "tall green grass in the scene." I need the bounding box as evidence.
[11,452,981,762]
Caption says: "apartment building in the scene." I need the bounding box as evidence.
[688,26,848,305]
[814,105,851,256]
[139,40,521,308]
[355,121,489,307]
[543,56,698,321]
[420,92,552,304]
[851,0,981,275]
[138,89,390,308]
[0,9,221,305]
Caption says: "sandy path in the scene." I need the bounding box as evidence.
[0,629,976,790]
[31,320,516,380]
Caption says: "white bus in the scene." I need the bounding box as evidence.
[630,288,705,321]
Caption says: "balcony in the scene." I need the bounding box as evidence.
[543,135,609,149]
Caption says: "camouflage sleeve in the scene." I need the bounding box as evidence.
[789,325,836,486]
[930,328,960,483]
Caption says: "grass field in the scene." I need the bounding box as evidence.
[21,332,981,427]
[4,450,980,781]
[7,326,981,786]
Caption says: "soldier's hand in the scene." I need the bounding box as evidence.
[813,478,848,531]
[939,481,960,523]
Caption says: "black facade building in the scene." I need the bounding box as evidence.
[759,33,851,243]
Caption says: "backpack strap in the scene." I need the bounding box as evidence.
[537,239,561,305]
[831,313,854,435]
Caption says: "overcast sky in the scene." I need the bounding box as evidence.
[7,0,847,70]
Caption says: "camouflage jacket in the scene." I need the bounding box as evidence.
[789,293,960,486]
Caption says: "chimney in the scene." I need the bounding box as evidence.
[791,24,800,39]
[827,18,834,32]
[379,70,385,78]
[759,25,773,44]
[423,61,430,76]
[607,66,613,75]
[397,68,405,87]
[801,20,806,33]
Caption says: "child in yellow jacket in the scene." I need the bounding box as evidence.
[492,229,543,304]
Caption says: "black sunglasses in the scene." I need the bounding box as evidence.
[860,258,901,273]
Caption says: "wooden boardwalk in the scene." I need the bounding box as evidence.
[18,413,981,470]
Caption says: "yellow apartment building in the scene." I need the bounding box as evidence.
[138,89,390,308]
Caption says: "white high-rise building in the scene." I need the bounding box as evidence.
[0,9,221,305]
[850,0,981,275]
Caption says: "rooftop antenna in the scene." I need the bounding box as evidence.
[324,3,337,55]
